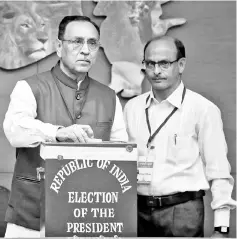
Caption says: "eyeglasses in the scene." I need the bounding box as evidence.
[60,37,100,52]
[142,59,178,71]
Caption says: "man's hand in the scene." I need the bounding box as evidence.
[56,124,94,143]
[211,231,228,238]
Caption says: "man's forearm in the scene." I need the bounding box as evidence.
[3,117,60,147]
[211,178,236,227]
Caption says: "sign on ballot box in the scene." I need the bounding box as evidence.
[40,142,137,237]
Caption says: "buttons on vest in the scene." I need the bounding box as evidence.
[76,93,81,100]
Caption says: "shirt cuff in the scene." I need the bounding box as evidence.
[44,125,63,142]
[214,208,230,227]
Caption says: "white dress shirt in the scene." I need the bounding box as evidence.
[124,81,236,227]
[3,80,128,148]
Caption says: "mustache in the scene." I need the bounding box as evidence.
[77,59,91,63]
[140,69,165,79]
[153,76,166,79]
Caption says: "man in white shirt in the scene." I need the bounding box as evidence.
[124,35,236,237]
[3,15,127,237]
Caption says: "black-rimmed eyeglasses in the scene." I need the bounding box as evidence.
[142,59,178,71]
[60,37,100,52]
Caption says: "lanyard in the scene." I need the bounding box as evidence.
[145,87,186,148]
[51,69,90,124]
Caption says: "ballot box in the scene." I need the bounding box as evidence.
[39,142,137,237]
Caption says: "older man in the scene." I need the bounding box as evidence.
[3,15,127,237]
[124,36,236,237]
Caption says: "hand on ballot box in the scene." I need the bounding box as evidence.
[56,124,95,143]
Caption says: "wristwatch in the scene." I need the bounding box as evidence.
[214,226,229,234]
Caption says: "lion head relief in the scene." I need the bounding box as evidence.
[13,13,50,62]
[0,2,52,69]
[0,1,83,70]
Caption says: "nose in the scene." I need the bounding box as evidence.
[37,32,48,44]
[38,37,48,44]
[80,42,90,55]
[153,64,161,75]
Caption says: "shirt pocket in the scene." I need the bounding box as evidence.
[95,121,113,140]
[10,176,41,218]
[166,133,199,166]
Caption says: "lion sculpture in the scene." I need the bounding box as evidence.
[0,1,83,69]
[0,2,52,69]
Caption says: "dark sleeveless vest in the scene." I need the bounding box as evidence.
[5,63,116,230]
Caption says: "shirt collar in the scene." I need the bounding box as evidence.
[145,81,185,109]
[52,60,89,90]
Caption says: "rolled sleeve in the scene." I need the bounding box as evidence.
[3,80,61,148]
[198,104,236,226]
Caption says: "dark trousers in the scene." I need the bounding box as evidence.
[138,197,204,237]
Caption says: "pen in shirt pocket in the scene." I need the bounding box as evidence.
[174,134,177,145]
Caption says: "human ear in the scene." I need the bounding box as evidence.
[55,39,62,58]
[178,57,186,74]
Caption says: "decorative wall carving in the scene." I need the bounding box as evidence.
[0,1,83,69]
[0,1,186,98]
[94,0,186,98]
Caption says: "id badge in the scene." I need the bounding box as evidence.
[137,156,154,185]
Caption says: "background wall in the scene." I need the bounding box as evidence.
[0,1,235,237]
